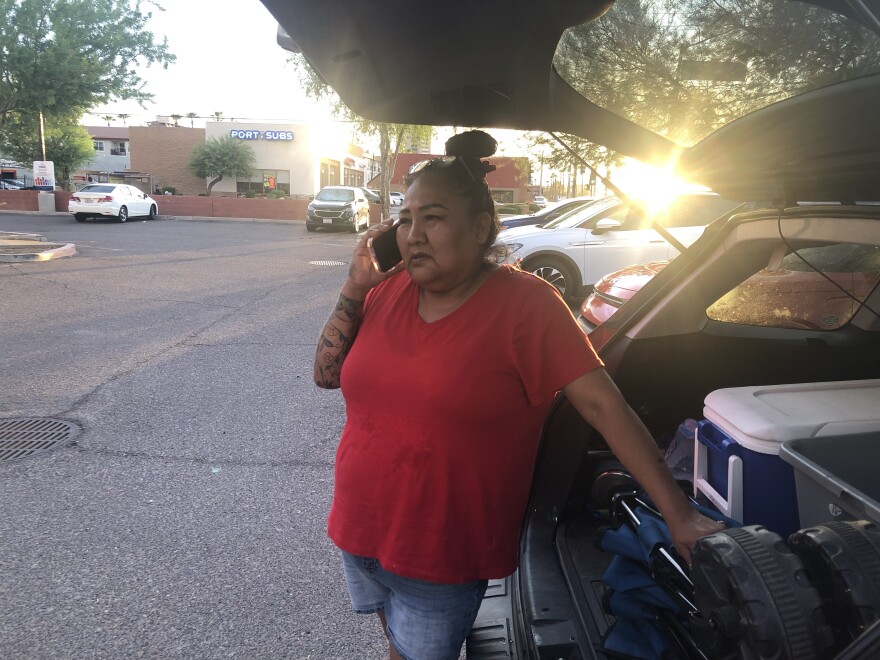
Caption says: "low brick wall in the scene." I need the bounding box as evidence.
[55,191,73,211]
[153,196,215,217]
[211,197,308,220]
[0,190,41,211]
[2,191,389,225]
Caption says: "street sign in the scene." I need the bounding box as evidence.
[33,161,56,190]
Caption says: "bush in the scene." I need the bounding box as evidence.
[244,191,256,198]
[161,186,177,195]
[268,190,285,199]
[528,202,540,213]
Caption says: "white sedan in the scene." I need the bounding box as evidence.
[69,184,158,223]
[496,193,743,301]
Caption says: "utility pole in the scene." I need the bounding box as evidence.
[38,111,47,161]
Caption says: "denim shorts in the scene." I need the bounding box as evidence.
[340,551,489,660]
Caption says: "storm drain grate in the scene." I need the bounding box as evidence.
[0,418,80,462]
[309,260,347,266]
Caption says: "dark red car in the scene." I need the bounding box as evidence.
[581,245,880,334]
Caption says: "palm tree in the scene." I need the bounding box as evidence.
[211,111,223,122]
[170,114,182,127]
[186,112,198,127]
[117,113,130,126]
[101,115,114,126]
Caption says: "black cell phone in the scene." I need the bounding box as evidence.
[368,222,403,273]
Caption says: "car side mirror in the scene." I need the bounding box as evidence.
[592,219,622,235]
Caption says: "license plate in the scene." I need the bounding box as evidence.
[323,218,333,224]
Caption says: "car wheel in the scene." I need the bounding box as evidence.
[524,257,579,300]
[74,213,87,222]
[148,205,157,221]
[306,224,316,232]
[116,206,128,223]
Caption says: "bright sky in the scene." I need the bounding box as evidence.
[83,0,680,193]
[83,0,535,157]
[85,0,331,127]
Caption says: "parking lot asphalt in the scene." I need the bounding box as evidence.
[0,203,400,261]
[0,211,307,261]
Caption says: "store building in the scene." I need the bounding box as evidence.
[202,122,371,197]
[129,125,206,195]
[75,121,530,200]
[84,127,131,172]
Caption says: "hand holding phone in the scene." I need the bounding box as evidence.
[368,222,403,273]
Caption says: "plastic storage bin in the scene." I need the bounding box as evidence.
[780,432,880,528]
[694,379,880,538]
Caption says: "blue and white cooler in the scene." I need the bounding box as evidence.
[693,379,880,538]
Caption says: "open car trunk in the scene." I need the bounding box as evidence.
[470,206,880,659]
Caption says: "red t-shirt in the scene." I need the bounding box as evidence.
[328,265,603,583]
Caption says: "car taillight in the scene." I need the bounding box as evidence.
[71,195,80,201]
[100,195,114,202]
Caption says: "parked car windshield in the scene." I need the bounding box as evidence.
[707,242,880,330]
[541,196,620,229]
[553,0,880,147]
[315,188,354,202]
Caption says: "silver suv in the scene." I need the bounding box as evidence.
[306,186,370,232]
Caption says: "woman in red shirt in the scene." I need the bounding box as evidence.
[314,130,723,660]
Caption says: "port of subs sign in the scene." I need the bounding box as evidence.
[229,130,294,141]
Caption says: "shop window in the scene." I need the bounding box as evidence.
[320,160,340,189]
[707,243,880,330]
[237,170,290,195]
[343,168,363,187]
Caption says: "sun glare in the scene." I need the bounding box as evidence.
[612,158,705,216]
[310,122,352,155]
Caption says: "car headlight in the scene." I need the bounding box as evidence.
[494,242,522,264]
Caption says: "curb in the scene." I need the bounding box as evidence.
[0,242,77,262]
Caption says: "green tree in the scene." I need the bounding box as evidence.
[101,115,114,127]
[188,136,255,195]
[526,132,621,199]
[170,114,182,127]
[1,113,93,188]
[0,0,175,127]
[186,112,198,128]
[289,53,433,219]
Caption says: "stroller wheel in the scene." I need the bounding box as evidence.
[591,464,639,510]
[789,520,880,652]
[691,525,833,659]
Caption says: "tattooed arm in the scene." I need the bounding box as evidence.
[313,220,404,389]
[314,280,369,389]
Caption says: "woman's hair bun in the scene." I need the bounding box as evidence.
[445,130,498,159]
